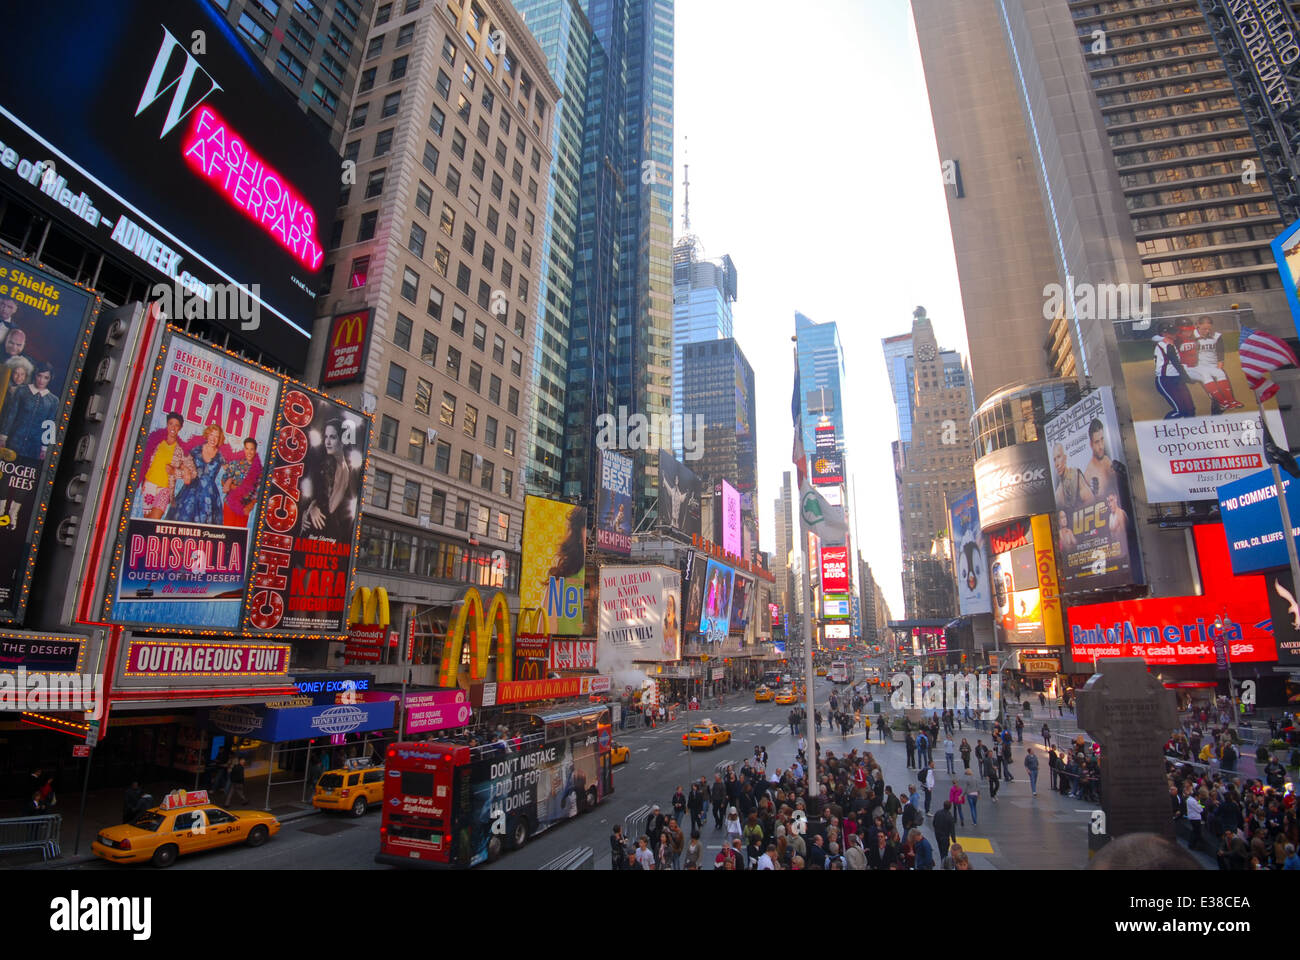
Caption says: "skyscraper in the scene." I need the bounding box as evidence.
[672,233,737,457]
[773,471,793,628]
[681,337,756,497]
[795,311,847,456]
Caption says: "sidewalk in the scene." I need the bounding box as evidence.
[8,773,323,870]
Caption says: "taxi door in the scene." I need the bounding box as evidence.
[204,808,244,844]
[171,809,215,853]
[363,768,385,804]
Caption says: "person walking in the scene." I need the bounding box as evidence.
[962,771,980,825]
[710,775,727,829]
[905,731,916,769]
[983,752,1000,803]
[933,800,958,861]
[959,738,972,773]
[923,762,936,816]
[1001,740,1015,782]
[610,824,629,869]
[224,758,247,806]
[1025,749,1040,797]
[916,730,930,768]
[635,835,656,870]
[1015,714,1024,743]
[684,830,703,869]
[687,782,705,832]
[672,785,687,826]
[910,828,935,870]
[948,781,965,827]
[1042,722,1052,748]
[943,736,955,776]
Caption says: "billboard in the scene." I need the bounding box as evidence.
[974,441,1053,529]
[596,450,633,554]
[1115,311,1283,503]
[811,451,844,486]
[820,545,850,593]
[697,558,734,643]
[823,594,851,619]
[912,627,946,655]
[949,489,990,616]
[769,602,781,631]
[597,564,681,663]
[658,450,701,538]
[0,253,98,623]
[1217,468,1300,575]
[1263,570,1300,668]
[244,388,369,635]
[730,573,754,634]
[0,0,338,372]
[814,423,836,451]
[520,495,587,636]
[1069,523,1278,666]
[716,479,742,556]
[682,550,705,633]
[988,516,1064,646]
[106,335,281,629]
[1271,218,1300,335]
[320,310,372,387]
[1043,388,1144,592]
[825,623,851,640]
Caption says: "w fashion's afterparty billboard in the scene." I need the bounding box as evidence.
[596,450,633,554]
[597,565,681,664]
[949,489,990,616]
[0,0,338,372]
[1043,388,1144,593]
[521,495,587,636]
[0,252,98,623]
[104,330,369,634]
[1115,311,1285,503]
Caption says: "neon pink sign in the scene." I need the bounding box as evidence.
[181,107,323,271]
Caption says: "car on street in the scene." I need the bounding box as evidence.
[611,742,630,765]
[754,685,774,702]
[775,688,798,705]
[682,721,732,750]
[91,790,280,867]
[313,757,385,816]
[815,667,827,677]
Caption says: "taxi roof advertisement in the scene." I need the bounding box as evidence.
[0,0,338,372]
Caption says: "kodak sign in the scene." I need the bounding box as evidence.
[321,309,370,385]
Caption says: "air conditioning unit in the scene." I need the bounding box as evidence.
[427,427,439,442]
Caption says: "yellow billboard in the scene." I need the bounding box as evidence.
[520,495,587,636]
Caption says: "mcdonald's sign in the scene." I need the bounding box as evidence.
[321,308,372,385]
[436,588,519,687]
[344,587,390,664]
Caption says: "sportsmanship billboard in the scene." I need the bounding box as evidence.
[658,450,701,538]
[1217,468,1300,575]
[0,253,98,623]
[949,490,990,616]
[1043,388,1144,592]
[716,479,742,556]
[974,441,1053,530]
[596,450,633,554]
[521,495,587,636]
[1116,311,1284,503]
[697,557,734,643]
[244,389,369,635]
[597,564,681,663]
[0,0,338,372]
[820,545,850,593]
[106,335,280,629]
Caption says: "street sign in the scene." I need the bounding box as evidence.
[72,744,90,758]
[85,719,100,748]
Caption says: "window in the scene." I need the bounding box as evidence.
[499,109,511,134]
[371,468,392,509]
[408,222,427,258]
[496,512,509,540]
[520,241,531,267]
[481,243,495,271]
[373,128,394,157]
[414,377,432,414]
[468,361,482,392]
[489,374,502,404]
[319,50,345,85]
[394,313,413,350]
[429,104,446,136]
[478,118,492,145]
[275,48,307,85]
[501,468,513,498]
[379,414,399,452]
[451,129,467,159]
[440,392,456,426]
[358,66,377,92]
[504,224,515,250]
[386,363,406,400]
[462,224,477,254]
[454,498,470,530]
[434,440,451,474]
[487,207,500,234]
[350,103,369,129]
[422,141,439,175]
[524,210,534,235]
[473,153,487,181]
[482,87,495,112]
[514,129,526,153]
[364,167,385,198]
[404,0,421,12]
[434,244,450,276]
[457,93,471,122]
[492,334,505,363]
[429,489,447,526]
[400,267,419,302]
[511,160,523,185]
[463,62,477,89]
[328,220,343,249]
[421,330,438,363]
[446,345,461,379]
[513,310,525,338]
[286,16,316,52]
[494,140,507,165]
[508,192,519,217]
[466,186,481,217]
[365,35,384,60]
[396,22,415,46]
[507,386,519,415]
[459,450,474,482]
[442,36,457,65]
[348,256,369,288]
[333,1,356,28]
[297,0,321,21]
[374,2,392,24]
[476,280,491,310]
[408,428,426,464]
[500,261,512,288]
[318,263,334,294]
[472,320,487,350]
[436,69,452,100]
[403,480,421,518]
[456,263,471,294]
[381,91,401,118]
[530,147,541,173]
[510,348,522,377]
[425,286,443,322]
[527,178,537,203]
[238,12,270,49]
[465,29,478,51]
[503,426,515,456]
[312,81,338,114]
[464,404,478,437]
[344,139,360,163]
[475,505,489,537]
[490,172,503,199]
[480,459,494,491]
[390,56,408,81]
[434,204,455,239]
[445,165,460,196]
[326,21,352,55]
[415,181,433,216]
[484,415,497,447]
[451,304,466,336]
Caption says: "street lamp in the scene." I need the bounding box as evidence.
[1213,615,1241,743]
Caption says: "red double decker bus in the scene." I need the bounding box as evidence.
[376,705,613,867]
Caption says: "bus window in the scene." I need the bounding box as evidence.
[545,719,566,742]
[402,771,435,797]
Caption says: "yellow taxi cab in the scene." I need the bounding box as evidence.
[682,721,731,750]
[313,757,385,816]
[815,666,827,677]
[92,790,280,868]
[611,742,630,765]
[754,685,774,702]
[775,688,798,706]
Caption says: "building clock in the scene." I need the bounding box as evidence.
[917,343,936,362]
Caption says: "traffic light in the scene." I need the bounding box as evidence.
[962,654,967,663]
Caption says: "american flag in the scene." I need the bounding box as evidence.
[1238,326,1299,402]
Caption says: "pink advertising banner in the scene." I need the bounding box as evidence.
[363,689,472,734]
[123,639,291,678]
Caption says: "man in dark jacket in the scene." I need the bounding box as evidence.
[122,781,145,824]
[687,783,705,831]
[644,804,666,850]
[933,800,958,861]
[610,824,628,869]
[806,834,827,869]
[710,774,728,829]
[905,732,916,769]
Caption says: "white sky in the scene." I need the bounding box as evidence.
[671,0,969,617]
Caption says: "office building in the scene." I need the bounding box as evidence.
[795,311,847,457]
[672,228,737,457]
[773,471,793,627]
[681,337,756,498]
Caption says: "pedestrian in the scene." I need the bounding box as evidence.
[933,800,957,860]
[1025,749,1040,797]
[685,830,703,869]
[910,828,935,870]
[960,738,972,773]
[1001,740,1015,782]
[1042,722,1052,748]
[122,781,144,824]
[725,806,742,844]
[672,784,687,825]
[984,752,1000,803]
[863,714,872,743]
[635,835,656,870]
[224,758,247,806]
[948,780,965,827]
[668,819,684,870]
[610,824,628,869]
[923,762,936,815]
[944,736,955,776]
[905,731,916,769]
[916,730,930,768]
[710,775,727,829]
[1015,714,1024,743]
[645,803,666,849]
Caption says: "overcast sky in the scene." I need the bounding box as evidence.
[672,0,968,616]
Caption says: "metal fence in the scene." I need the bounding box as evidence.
[0,814,62,861]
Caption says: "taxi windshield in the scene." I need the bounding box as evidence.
[131,812,164,832]
[691,727,711,734]
[318,774,344,789]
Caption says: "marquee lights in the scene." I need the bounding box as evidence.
[180,107,323,272]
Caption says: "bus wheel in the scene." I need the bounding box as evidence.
[510,818,529,850]
[586,786,599,810]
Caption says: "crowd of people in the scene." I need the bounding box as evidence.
[1166,756,1298,870]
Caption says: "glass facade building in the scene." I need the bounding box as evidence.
[672,238,736,457]
[681,337,756,496]
[795,311,846,455]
